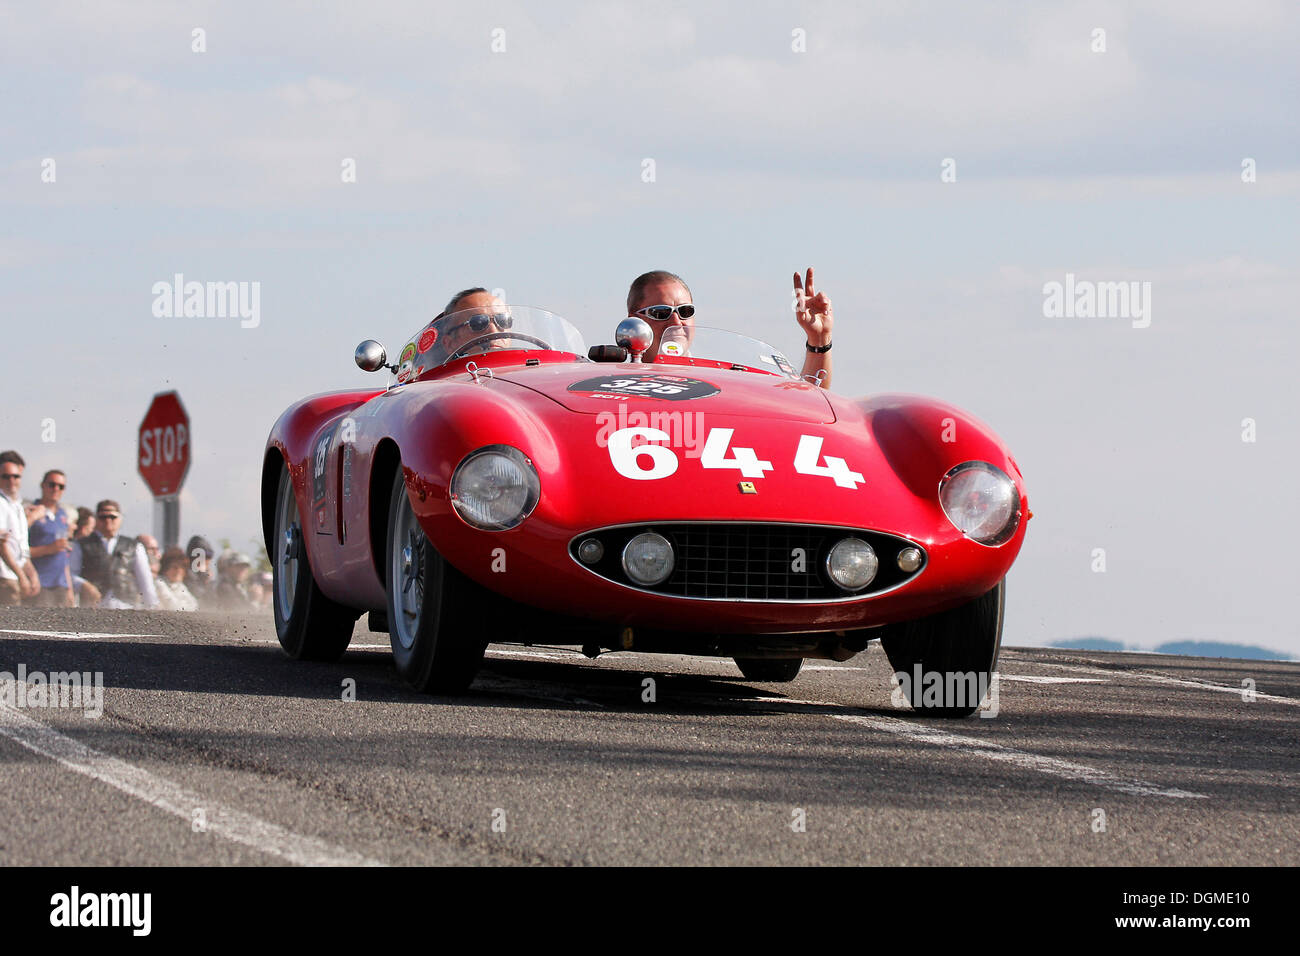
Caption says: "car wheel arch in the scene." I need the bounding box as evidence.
[261,447,289,559]
[369,439,403,587]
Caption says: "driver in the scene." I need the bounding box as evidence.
[625,268,834,388]
[426,288,513,363]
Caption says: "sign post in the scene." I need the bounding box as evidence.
[138,391,191,549]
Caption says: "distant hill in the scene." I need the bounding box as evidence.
[1047,637,1293,661]
[1048,637,1126,652]
[1153,641,1293,661]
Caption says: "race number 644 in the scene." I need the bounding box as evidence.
[606,427,864,489]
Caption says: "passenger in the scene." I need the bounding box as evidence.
[625,268,834,387]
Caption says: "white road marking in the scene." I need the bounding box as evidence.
[486,652,1108,687]
[1,628,163,640]
[1035,661,1299,706]
[490,650,849,672]
[481,651,1203,798]
[737,664,1105,680]
[997,675,1105,684]
[0,698,384,866]
[248,638,390,649]
[770,695,1209,800]
[486,648,583,662]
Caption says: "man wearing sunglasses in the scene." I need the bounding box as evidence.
[26,469,76,606]
[625,271,696,364]
[70,500,159,609]
[0,450,41,606]
[426,288,514,365]
[625,267,834,387]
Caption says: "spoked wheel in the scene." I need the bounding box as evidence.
[386,469,486,693]
[734,658,804,683]
[271,465,355,661]
[881,578,1005,718]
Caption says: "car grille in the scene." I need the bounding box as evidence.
[568,523,924,601]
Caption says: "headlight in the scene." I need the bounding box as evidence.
[939,461,1020,546]
[450,445,540,530]
[621,532,674,586]
[826,537,878,591]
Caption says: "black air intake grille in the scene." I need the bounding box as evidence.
[569,523,924,601]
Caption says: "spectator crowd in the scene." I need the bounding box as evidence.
[0,450,271,613]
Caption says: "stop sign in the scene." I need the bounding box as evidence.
[138,391,191,497]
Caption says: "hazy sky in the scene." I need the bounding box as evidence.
[3,1,1297,656]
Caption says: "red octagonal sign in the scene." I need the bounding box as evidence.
[138,391,191,497]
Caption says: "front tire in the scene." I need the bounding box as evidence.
[881,578,1005,718]
[734,658,804,683]
[385,469,486,693]
[271,465,355,661]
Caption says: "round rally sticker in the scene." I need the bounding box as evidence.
[399,343,417,364]
[418,328,438,352]
[567,374,720,401]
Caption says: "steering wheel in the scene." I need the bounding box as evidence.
[447,332,553,360]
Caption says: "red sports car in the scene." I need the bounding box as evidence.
[262,307,1030,716]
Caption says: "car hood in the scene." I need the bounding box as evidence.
[492,363,836,424]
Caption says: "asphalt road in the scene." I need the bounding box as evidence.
[0,607,1295,866]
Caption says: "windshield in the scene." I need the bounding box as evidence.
[393,306,586,383]
[652,325,800,379]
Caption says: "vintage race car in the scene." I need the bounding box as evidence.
[262,306,1030,716]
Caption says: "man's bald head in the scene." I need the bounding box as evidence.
[626,271,691,314]
[440,287,490,319]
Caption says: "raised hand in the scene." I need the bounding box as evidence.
[793,267,834,389]
[794,267,833,344]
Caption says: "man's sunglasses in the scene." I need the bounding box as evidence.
[635,304,695,322]
[449,312,513,335]
[0,473,20,480]
[45,481,65,489]
[97,513,121,520]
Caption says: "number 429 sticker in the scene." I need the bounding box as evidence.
[607,427,865,489]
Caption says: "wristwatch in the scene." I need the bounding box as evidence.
[805,341,832,354]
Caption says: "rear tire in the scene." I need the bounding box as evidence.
[385,469,486,693]
[734,658,804,683]
[881,578,1004,718]
[270,465,355,661]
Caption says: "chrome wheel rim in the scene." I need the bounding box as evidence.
[390,483,424,651]
[274,473,300,619]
